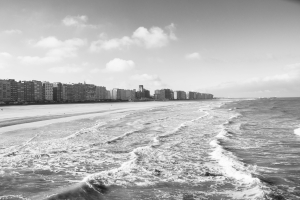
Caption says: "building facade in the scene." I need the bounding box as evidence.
[0,80,11,102]
[33,80,43,102]
[43,82,53,101]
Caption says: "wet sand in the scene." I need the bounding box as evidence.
[0,101,192,134]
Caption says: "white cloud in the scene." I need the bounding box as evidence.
[105,58,135,72]
[165,23,177,41]
[132,27,170,48]
[35,36,63,48]
[131,74,166,88]
[2,29,22,34]
[19,36,86,65]
[185,52,201,60]
[62,15,97,28]
[48,66,84,73]
[90,24,177,52]
[131,74,161,82]
[90,36,134,51]
[200,66,300,97]
[0,52,13,58]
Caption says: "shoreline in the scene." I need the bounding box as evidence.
[0,101,200,134]
[0,99,217,107]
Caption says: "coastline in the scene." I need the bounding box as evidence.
[0,101,199,134]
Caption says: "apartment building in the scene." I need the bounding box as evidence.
[43,82,53,101]
[33,80,43,101]
[17,81,25,102]
[0,79,11,102]
[85,84,96,101]
[53,82,63,102]
[23,81,34,102]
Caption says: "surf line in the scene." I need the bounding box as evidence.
[294,127,300,136]
[82,121,190,188]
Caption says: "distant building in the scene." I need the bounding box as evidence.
[120,89,126,100]
[174,91,186,100]
[17,81,25,102]
[136,85,151,99]
[53,82,63,102]
[24,81,34,102]
[43,81,53,101]
[33,80,43,102]
[106,90,111,99]
[0,79,11,102]
[66,84,74,101]
[73,83,85,102]
[85,84,96,101]
[61,84,68,101]
[111,88,120,100]
[8,79,18,102]
[95,86,106,101]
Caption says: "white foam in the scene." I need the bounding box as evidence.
[83,145,154,187]
[209,138,260,185]
[294,127,300,136]
[216,129,229,139]
[64,122,106,140]
[106,129,138,143]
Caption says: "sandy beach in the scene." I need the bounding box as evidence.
[0,101,193,134]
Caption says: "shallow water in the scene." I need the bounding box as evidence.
[0,98,299,199]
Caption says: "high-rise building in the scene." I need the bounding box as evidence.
[53,82,63,102]
[43,82,53,101]
[32,80,43,101]
[159,89,172,100]
[85,84,96,101]
[111,88,120,100]
[8,79,18,102]
[66,84,74,101]
[96,86,107,101]
[17,81,25,102]
[120,89,126,100]
[61,84,68,101]
[106,90,111,99]
[73,83,85,102]
[0,79,11,102]
[23,81,34,102]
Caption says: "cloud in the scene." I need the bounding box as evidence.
[105,58,135,72]
[90,23,176,52]
[90,36,134,51]
[185,52,201,60]
[0,52,14,69]
[0,52,13,58]
[131,73,166,88]
[19,36,86,65]
[62,15,97,28]
[200,66,300,97]
[48,66,84,73]
[131,74,161,82]
[2,29,22,34]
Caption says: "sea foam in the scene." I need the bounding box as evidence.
[294,127,300,136]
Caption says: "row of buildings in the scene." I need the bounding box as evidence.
[0,79,213,104]
[154,89,213,100]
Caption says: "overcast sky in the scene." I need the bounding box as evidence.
[0,0,300,97]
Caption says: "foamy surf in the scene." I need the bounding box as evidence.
[209,138,259,185]
[294,127,300,136]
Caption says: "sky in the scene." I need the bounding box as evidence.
[0,0,300,97]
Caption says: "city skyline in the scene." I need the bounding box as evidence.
[0,78,214,103]
[1,0,300,97]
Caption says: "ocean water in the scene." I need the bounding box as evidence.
[0,98,299,200]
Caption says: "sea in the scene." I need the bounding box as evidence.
[0,98,300,200]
